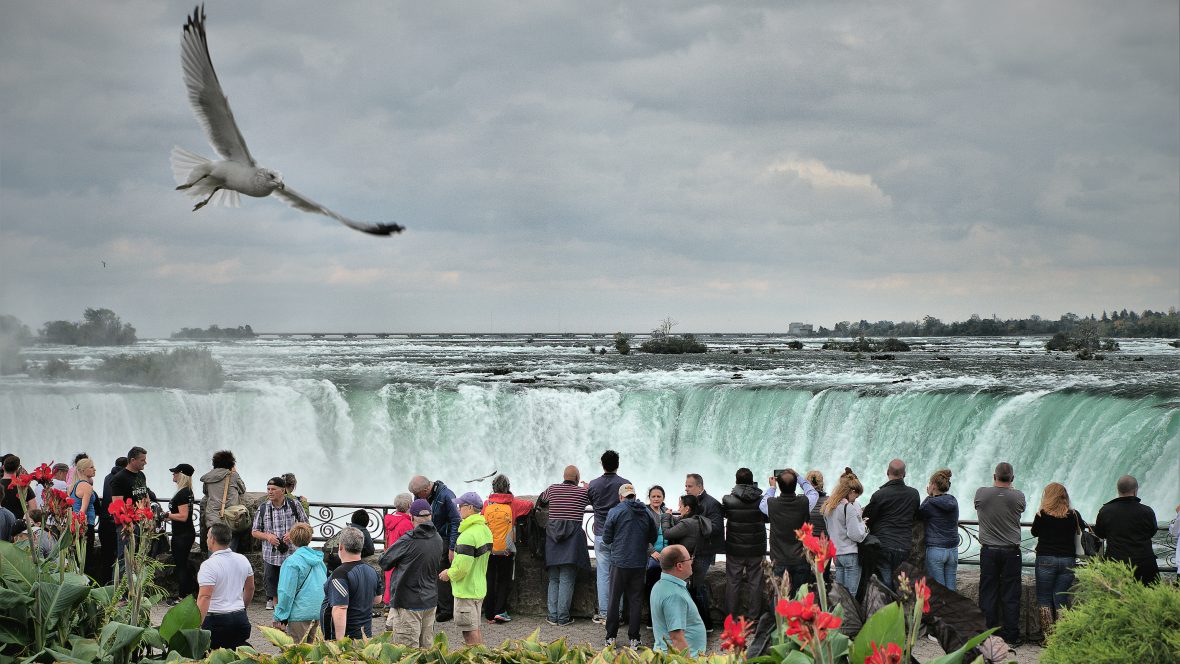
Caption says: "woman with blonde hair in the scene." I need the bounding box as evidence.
[1030,482,1085,638]
[918,468,959,589]
[822,468,868,596]
[68,457,98,556]
[166,463,198,604]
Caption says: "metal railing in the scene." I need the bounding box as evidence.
[191,500,1177,573]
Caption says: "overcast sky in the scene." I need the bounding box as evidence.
[1,1,1177,336]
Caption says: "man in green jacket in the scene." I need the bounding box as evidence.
[439,491,493,645]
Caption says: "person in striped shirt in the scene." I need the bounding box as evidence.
[538,465,590,626]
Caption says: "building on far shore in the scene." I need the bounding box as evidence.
[787,322,813,336]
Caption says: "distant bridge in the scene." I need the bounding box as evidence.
[249,332,793,340]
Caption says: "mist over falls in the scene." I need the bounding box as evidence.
[2,335,1177,520]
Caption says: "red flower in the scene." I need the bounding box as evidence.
[915,576,931,614]
[68,511,89,534]
[865,641,903,664]
[10,473,33,488]
[30,462,56,484]
[720,614,753,652]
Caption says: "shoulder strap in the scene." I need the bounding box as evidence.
[220,472,232,517]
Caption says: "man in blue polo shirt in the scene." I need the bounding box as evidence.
[649,544,706,656]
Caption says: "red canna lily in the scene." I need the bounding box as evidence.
[720,614,753,652]
[915,576,931,614]
[30,462,56,484]
[865,641,903,664]
[10,473,33,488]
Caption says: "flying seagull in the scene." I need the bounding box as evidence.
[171,6,404,236]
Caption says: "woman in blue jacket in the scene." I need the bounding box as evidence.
[918,468,959,590]
[274,523,328,643]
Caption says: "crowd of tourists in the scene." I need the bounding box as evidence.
[1,448,1175,655]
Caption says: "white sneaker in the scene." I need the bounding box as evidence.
[265,599,274,610]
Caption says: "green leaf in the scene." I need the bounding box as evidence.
[157,596,201,642]
[925,628,998,664]
[67,636,102,662]
[0,585,32,610]
[142,627,167,651]
[850,602,906,663]
[99,621,146,658]
[0,540,39,590]
[780,651,815,664]
[167,628,211,660]
[259,625,294,648]
[32,576,91,634]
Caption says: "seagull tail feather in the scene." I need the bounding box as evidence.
[170,145,211,186]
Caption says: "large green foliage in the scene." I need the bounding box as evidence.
[1042,560,1180,664]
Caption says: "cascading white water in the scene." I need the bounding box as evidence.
[3,370,1176,520]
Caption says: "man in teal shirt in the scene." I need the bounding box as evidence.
[649,544,707,655]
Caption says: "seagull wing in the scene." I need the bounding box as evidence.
[273,186,405,236]
[181,6,255,165]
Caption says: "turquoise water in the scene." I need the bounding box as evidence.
[2,335,1177,520]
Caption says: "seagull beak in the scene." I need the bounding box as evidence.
[277,182,285,190]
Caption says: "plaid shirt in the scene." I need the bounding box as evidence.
[253,497,308,566]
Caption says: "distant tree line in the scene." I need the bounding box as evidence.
[171,324,257,340]
[40,308,137,346]
[812,308,1178,339]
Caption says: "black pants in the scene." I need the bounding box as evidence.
[171,532,197,598]
[483,554,514,619]
[264,562,281,600]
[874,547,908,592]
[772,560,813,600]
[979,545,1022,643]
[726,555,764,618]
[203,610,251,650]
[605,566,645,641]
[96,519,117,585]
[1124,556,1160,585]
[436,551,454,622]
[691,554,714,630]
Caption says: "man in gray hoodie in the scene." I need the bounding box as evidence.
[380,499,447,647]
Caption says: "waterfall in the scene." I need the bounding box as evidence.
[3,377,1176,519]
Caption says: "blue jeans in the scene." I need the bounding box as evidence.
[926,546,958,591]
[833,553,861,597]
[1035,555,1075,612]
[547,564,577,622]
[979,545,1022,643]
[594,534,615,615]
[875,547,908,591]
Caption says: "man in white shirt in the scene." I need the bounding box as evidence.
[198,523,256,650]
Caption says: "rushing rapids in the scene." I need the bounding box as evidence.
[2,335,1176,520]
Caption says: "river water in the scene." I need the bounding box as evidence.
[2,335,1177,522]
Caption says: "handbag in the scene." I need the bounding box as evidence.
[1074,511,1102,558]
[219,471,252,532]
[846,503,880,562]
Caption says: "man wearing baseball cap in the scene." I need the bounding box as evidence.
[601,483,658,648]
[380,499,446,646]
[439,492,493,645]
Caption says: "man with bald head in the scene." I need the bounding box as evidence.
[1095,475,1159,585]
[538,465,591,625]
[650,545,706,656]
[408,474,461,622]
[864,459,920,591]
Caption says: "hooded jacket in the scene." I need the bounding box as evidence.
[664,513,713,557]
[199,468,247,528]
[447,514,493,599]
[428,480,462,550]
[918,493,960,549]
[380,521,447,610]
[382,511,414,603]
[723,483,768,558]
[602,497,658,569]
[274,546,327,623]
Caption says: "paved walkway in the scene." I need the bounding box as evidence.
[152,603,1043,662]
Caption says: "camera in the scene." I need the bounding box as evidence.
[276,541,290,554]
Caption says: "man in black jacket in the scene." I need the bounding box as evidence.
[380,499,447,646]
[722,468,766,619]
[95,456,128,584]
[1095,475,1159,585]
[684,473,723,631]
[863,459,919,591]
